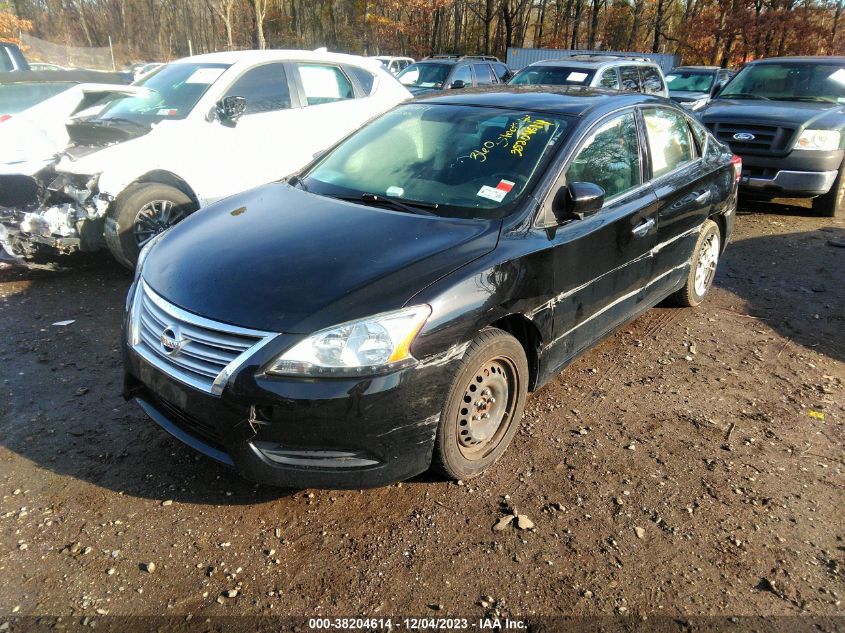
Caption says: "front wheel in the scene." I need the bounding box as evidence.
[811,162,845,218]
[431,328,528,480]
[669,219,721,307]
[104,183,197,269]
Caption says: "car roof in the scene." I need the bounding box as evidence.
[172,49,380,68]
[414,85,666,116]
[529,56,655,69]
[672,66,721,71]
[749,56,845,64]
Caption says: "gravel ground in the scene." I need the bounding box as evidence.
[0,201,843,625]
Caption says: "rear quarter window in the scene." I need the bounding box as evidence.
[346,65,377,95]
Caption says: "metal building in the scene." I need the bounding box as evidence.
[506,48,680,74]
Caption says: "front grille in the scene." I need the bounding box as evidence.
[706,122,795,155]
[130,281,276,395]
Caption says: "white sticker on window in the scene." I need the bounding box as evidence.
[664,74,677,82]
[185,68,225,84]
[828,68,845,85]
[386,186,404,197]
[567,72,589,82]
[477,185,507,202]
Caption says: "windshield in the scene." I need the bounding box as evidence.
[509,66,596,86]
[721,62,845,102]
[302,103,571,219]
[94,62,230,123]
[396,63,451,89]
[0,82,76,115]
[665,71,714,92]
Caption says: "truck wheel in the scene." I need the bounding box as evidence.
[669,219,721,307]
[104,183,197,269]
[431,328,528,481]
[811,162,845,218]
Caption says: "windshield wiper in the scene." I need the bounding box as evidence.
[287,174,308,191]
[777,96,838,103]
[333,193,440,216]
[720,93,770,100]
[88,116,149,128]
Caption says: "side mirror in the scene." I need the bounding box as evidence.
[450,79,466,90]
[711,80,726,97]
[215,95,246,126]
[551,182,605,222]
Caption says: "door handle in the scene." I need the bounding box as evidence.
[632,217,655,237]
[694,190,711,204]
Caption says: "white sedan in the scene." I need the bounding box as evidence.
[1,50,411,268]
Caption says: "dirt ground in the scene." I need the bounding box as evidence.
[0,200,843,626]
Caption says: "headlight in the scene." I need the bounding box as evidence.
[265,305,431,377]
[794,129,841,151]
[134,231,164,281]
[681,98,708,111]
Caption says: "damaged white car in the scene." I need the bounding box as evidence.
[0,49,411,268]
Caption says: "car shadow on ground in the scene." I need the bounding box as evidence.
[1,222,842,504]
[716,223,845,364]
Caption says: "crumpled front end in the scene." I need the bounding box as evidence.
[0,169,113,264]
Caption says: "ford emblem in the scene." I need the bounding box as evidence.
[732,132,755,141]
[160,325,186,356]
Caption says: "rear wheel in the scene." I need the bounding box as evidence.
[431,328,528,480]
[811,161,845,218]
[669,219,721,307]
[104,183,197,269]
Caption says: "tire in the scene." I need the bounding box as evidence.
[431,328,529,480]
[104,183,197,269]
[669,219,721,308]
[811,161,845,218]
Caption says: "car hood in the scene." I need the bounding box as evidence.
[142,183,501,334]
[408,86,441,96]
[701,99,845,128]
[669,90,709,102]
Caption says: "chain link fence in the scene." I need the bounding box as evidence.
[20,33,115,70]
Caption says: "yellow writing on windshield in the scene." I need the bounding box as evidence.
[510,117,553,157]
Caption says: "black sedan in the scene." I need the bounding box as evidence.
[122,88,739,489]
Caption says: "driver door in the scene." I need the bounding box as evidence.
[195,62,302,203]
[543,109,659,373]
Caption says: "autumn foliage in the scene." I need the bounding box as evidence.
[5,0,844,68]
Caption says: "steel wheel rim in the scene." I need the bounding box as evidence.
[456,357,518,460]
[133,200,184,248]
[694,232,719,296]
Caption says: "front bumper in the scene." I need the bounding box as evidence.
[123,342,459,489]
[737,149,844,197]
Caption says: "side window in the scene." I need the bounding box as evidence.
[640,66,665,94]
[451,65,472,86]
[492,63,510,82]
[473,63,495,85]
[223,63,291,114]
[599,68,619,89]
[345,65,376,95]
[0,50,12,72]
[297,63,355,105]
[688,117,709,154]
[620,66,641,92]
[643,108,695,178]
[565,112,642,200]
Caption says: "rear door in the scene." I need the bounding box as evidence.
[288,61,372,158]
[597,67,620,90]
[642,106,717,295]
[543,109,659,372]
